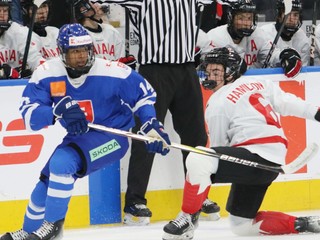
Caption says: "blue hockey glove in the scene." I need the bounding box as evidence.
[53,96,88,136]
[139,118,171,155]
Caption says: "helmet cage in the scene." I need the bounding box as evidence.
[57,24,95,78]
[227,0,257,39]
[0,0,12,31]
[276,0,302,36]
[198,47,244,90]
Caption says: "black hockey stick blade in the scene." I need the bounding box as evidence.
[88,123,318,174]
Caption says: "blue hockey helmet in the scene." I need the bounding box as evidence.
[0,0,12,32]
[57,23,95,78]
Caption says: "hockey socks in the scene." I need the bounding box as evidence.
[253,211,298,235]
[181,180,210,214]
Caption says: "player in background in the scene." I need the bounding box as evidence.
[314,24,320,66]
[162,47,320,240]
[260,0,310,66]
[203,0,302,78]
[0,0,45,78]
[22,0,60,60]
[73,0,136,68]
[0,23,170,240]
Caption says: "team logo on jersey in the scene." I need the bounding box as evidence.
[89,139,121,162]
[50,81,66,97]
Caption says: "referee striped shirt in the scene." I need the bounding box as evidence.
[92,0,201,65]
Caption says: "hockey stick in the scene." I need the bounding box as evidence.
[124,7,130,57]
[262,0,292,68]
[21,0,47,73]
[310,0,318,66]
[88,123,319,174]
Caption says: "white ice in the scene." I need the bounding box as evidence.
[63,211,320,240]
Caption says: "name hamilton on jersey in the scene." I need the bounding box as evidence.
[227,82,264,104]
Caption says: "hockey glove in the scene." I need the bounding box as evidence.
[53,96,88,136]
[279,48,302,78]
[139,118,171,156]
[0,64,20,79]
[118,55,137,70]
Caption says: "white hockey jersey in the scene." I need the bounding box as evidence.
[86,23,124,60]
[0,22,45,70]
[260,23,310,66]
[34,26,60,60]
[205,76,318,165]
[203,24,282,68]
[314,24,320,66]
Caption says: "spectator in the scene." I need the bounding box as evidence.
[92,0,220,225]
[260,0,310,66]
[10,0,23,24]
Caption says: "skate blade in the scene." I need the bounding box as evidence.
[199,212,220,221]
[123,213,150,226]
[162,231,194,240]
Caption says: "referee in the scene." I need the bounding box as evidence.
[92,0,220,225]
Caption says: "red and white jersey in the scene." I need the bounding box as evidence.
[205,76,318,165]
[260,23,310,66]
[87,23,124,60]
[314,24,320,66]
[0,22,45,70]
[203,24,281,68]
[34,26,60,60]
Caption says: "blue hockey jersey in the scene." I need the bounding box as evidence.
[20,58,157,132]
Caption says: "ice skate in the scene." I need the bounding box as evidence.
[162,211,200,240]
[200,198,221,221]
[25,219,64,240]
[295,216,320,233]
[0,229,29,240]
[123,204,152,226]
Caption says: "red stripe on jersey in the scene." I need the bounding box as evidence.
[232,136,288,148]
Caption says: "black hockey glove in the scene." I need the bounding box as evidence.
[118,55,137,70]
[279,48,302,78]
[53,96,88,136]
[0,64,20,79]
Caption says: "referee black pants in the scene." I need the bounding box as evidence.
[125,63,208,208]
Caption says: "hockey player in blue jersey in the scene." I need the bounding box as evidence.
[0,23,171,240]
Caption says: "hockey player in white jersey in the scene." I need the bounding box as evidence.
[260,0,310,66]
[163,47,320,239]
[0,23,170,240]
[204,0,302,78]
[314,24,320,66]
[22,0,60,59]
[73,0,136,68]
[0,0,45,77]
